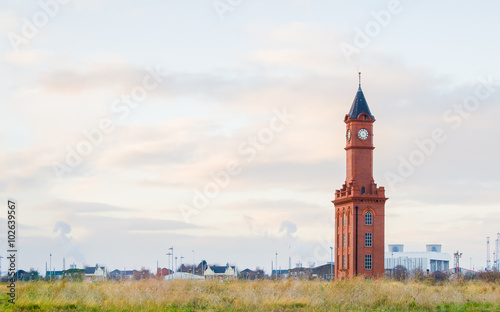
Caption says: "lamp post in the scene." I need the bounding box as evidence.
[166,252,172,280]
[391,252,394,278]
[330,247,333,280]
[275,252,278,279]
[175,257,178,273]
[169,247,174,274]
[180,256,184,273]
[454,251,463,275]
[192,250,195,275]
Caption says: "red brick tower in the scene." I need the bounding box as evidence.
[333,74,387,279]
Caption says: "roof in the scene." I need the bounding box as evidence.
[110,269,134,275]
[165,272,204,280]
[84,266,105,274]
[210,266,228,274]
[240,269,255,273]
[348,86,374,120]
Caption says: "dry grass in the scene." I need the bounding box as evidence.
[1,278,499,311]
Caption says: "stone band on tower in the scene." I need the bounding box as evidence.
[333,74,387,279]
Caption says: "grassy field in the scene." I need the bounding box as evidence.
[0,278,499,311]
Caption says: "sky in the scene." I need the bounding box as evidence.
[0,0,499,274]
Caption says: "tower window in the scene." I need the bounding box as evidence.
[343,213,346,226]
[361,187,365,194]
[365,255,372,270]
[365,233,372,247]
[343,255,346,269]
[343,234,346,247]
[365,211,373,225]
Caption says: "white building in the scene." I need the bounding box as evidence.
[204,264,237,279]
[165,272,204,280]
[385,244,451,273]
[84,265,107,280]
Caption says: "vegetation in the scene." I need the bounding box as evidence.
[0,277,499,311]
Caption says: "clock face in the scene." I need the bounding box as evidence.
[358,128,369,140]
[346,129,351,141]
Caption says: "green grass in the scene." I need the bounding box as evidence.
[0,278,499,311]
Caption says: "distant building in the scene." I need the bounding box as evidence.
[288,263,335,280]
[164,272,204,280]
[156,268,174,278]
[45,270,64,280]
[62,268,85,280]
[84,265,107,280]
[289,265,311,279]
[443,267,478,277]
[239,268,265,280]
[311,263,335,280]
[204,264,237,279]
[271,269,289,278]
[109,269,134,280]
[239,269,256,279]
[385,244,451,274]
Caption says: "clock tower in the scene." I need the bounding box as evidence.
[333,74,387,279]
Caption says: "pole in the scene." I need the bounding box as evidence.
[168,247,174,276]
[275,252,278,279]
[166,252,172,279]
[289,245,291,275]
[496,233,500,270]
[487,237,491,270]
[330,246,333,280]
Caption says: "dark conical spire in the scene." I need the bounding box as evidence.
[348,73,374,119]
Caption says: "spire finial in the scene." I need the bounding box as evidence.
[358,72,361,87]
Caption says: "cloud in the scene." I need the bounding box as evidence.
[279,221,297,238]
[53,221,85,263]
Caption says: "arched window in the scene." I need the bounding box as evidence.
[365,211,373,225]
[361,187,366,194]
[343,213,346,226]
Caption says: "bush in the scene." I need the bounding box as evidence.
[479,270,500,282]
[429,270,449,283]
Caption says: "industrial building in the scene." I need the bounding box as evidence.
[385,244,451,273]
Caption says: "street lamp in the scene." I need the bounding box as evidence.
[49,253,52,281]
[275,252,278,279]
[169,247,174,274]
[166,252,172,280]
[330,247,333,280]
[192,250,195,275]
[454,251,463,275]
